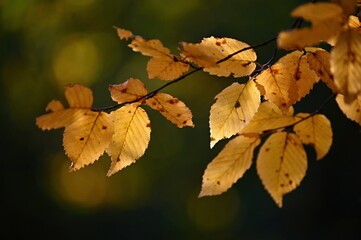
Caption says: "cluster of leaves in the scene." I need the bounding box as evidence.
[37,0,361,207]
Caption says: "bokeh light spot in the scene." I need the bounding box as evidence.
[52,35,100,86]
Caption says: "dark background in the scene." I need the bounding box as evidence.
[1,0,360,239]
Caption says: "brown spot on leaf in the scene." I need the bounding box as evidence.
[265,148,270,152]
[217,181,221,185]
[167,98,179,104]
[79,137,84,141]
[289,180,293,185]
[146,123,151,128]
[285,173,289,178]
[183,120,187,124]
[216,41,221,46]
[102,126,107,130]
[234,101,241,108]
[280,183,284,187]
[177,113,181,117]
[121,88,127,93]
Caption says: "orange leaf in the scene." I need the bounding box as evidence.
[306,48,339,93]
[109,78,147,104]
[106,104,151,176]
[114,27,134,41]
[255,63,298,113]
[181,37,257,77]
[36,84,94,130]
[199,135,260,197]
[65,111,114,171]
[257,132,307,207]
[240,101,297,134]
[278,3,344,50]
[294,113,333,160]
[146,93,194,128]
[209,81,260,148]
[336,94,361,124]
[278,50,319,102]
[331,28,361,101]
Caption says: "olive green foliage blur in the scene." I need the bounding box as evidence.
[1,0,360,239]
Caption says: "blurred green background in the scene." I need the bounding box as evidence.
[1,0,360,239]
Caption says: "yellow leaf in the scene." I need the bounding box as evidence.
[331,28,361,101]
[109,78,148,104]
[36,84,94,130]
[348,15,361,33]
[181,37,257,77]
[294,113,333,160]
[146,57,189,80]
[65,111,114,171]
[257,132,307,207]
[146,93,194,128]
[114,27,134,41]
[306,48,339,93]
[278,51,319,102]
[240,101,297,134]
[278,3,344,50]
[209,81,260,148]
[129,36,189,80]
[199,135,260,197]
[336,94,361,124]
[255,63,298,113]
[106,104,151,176]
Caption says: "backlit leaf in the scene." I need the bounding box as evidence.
[65,111,114,171]
[278,3,344,50]
[114,27,134,40]
[278,50,319,102]
[199,135,260,197]
[181,37,257,77]
[331,28,361,101]
[240,101,297,134]
[348,15,361,33]
[109,78,148,105]
[128,36,189,80]
[209,81,260,148]
[106,104,151,176]
[255,63,298,113]
[294,113,333,160]
[306,48,339,93]
[146,93,194,128]
[36,84,94,130]
[336,94,361,124]
[257,132,307,207]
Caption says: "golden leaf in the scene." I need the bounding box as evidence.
[36,84,94,130]
[331,28,361,101]
[255,63,298,113]
[199,135,260,197]
[181,37,257,77]
[106,104,151,176]
[278,3,344,50]
[336,94,361,124]
[209,81,260,148]
[145,93,194,128]
[128,36,189,80]
[65,111,114,171]
[257,132,307,207]
[146,57,189,80]
[114,27,134,40]
[294,113,333,160]
[348,15,361,33]
[240,101,297,134]
[306,48,339,93]
[278,50,319,102]
[109,78,148,104]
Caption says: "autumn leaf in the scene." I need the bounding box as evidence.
[336,94,361,124]
[128,35,189,81]
[65,111,114,171]
[306,48,338,93]
[278,50,319,102]
[255,63,298,113]
[331,28,361,101]
[181,37,257,77]
[209,81,260,148]
[257,132,307,207]
[106,104,151,176]
[199,135,260,197]
[240,101,297,135]
[114,27,134,40]
[36,84,94,130]
[278,2,344,50]
[109,78,148,105]
[348,15,361,33]
[294,113,333,160]
[146,93,194,128]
